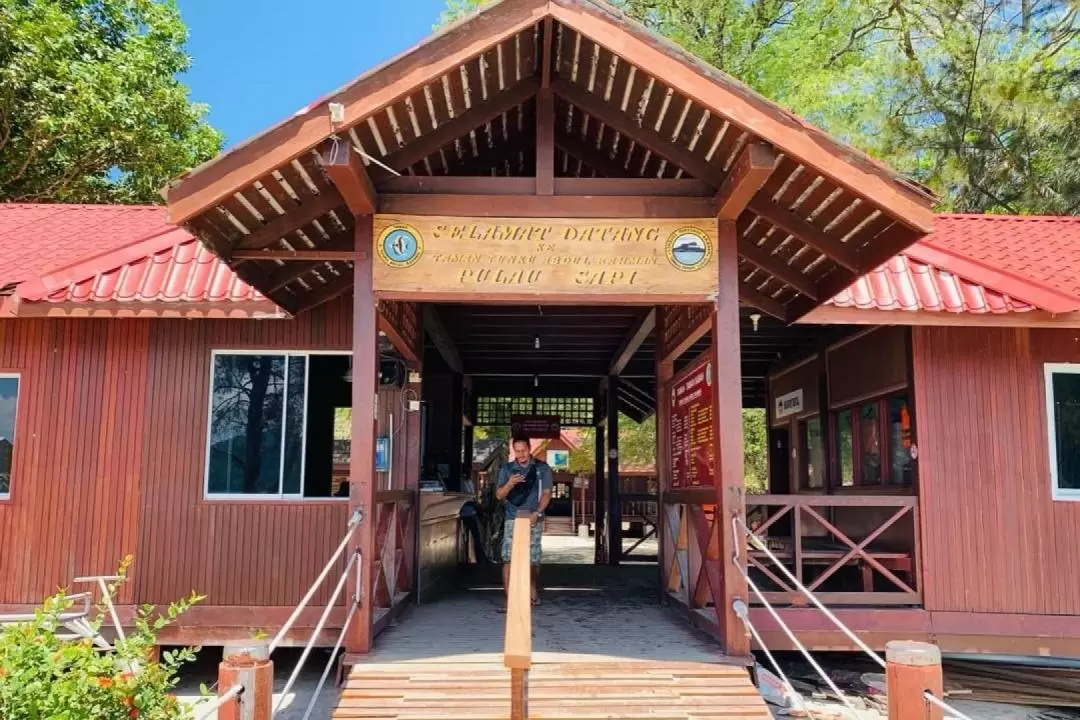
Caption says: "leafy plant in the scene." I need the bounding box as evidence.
[0,557,204,719]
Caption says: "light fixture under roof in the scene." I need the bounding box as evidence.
[534,335,541,349]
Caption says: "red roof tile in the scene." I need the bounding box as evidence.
[829,215,1080,315]
[0,204,273,314]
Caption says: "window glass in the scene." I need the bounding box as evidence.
[888,396,914,485]
[0,376,18,497]
[836,409,854,487]
[207,355,285,495]
[281,356,307,495]
[859,403,882,484]
[803,417,824,489]
[1051,371,1080,492]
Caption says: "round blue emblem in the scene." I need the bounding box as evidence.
[377,223,423,268]
[665,228,712,271]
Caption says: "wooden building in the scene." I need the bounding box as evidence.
[1,0,1079,669]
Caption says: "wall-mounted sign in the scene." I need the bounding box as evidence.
[670,355,715,489]
[374,436,390,472]
[372,215,719,297]
[510,415,561,439]
[547,449,570,470]
[774,389,804,420]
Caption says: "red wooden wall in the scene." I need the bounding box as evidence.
[0,296,383,609]
[912,326,1080,615]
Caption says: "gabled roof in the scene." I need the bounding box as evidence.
[162,0,936,318]
[0,205,279,319]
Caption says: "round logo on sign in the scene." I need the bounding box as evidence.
[665,227,712,271]
[377,223,423,268]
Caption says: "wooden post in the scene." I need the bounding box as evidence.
[449,372,464,490]
[348,216,378,654]
[217,640,272,720]
[607,375,622,565]
[505,512,533,720]
[536,87,555,196]
[594,422,606,565]
[886,641,944,720]
[655,353,674,601]
[713,219,751,658]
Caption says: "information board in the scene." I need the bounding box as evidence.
[510,414,561,439]
[669,355,716,489]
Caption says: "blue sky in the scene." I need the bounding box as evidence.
[178,0,449,148]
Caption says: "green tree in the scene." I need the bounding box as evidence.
[440,0,1080,213]
[0,0,222,203]
[742,408,768,493]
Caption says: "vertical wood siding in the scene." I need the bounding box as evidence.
[0,296,363,608]
[912,326,1080,615]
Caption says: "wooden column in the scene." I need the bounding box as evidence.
[448,372,464,491]
[405,371,422,595]
[594,422,606,565]
[886,641,943,720]
[348,215,378,654]
[607,376,622,565]
[655,353,674,600]
[713,219,750,658]
[536,87,555,196]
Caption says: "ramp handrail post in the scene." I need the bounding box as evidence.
[886,641,943,720]
[504,511,533,720]
[217,640,272,720]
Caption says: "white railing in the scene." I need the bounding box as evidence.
[732,514,973,720]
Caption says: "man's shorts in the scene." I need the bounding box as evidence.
[502,517,543,565]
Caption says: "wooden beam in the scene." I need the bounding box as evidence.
[234,188,344,252]
[166,0,547,223]
[295,272,353,313]
[378,193,715,217]
[739,283,787,321]
[379,313,422,368]
[610,308,656,375]
[555,177,711,196]
[320,138,376,215]
[547,0,935,233]
[555,132,631,178]
[536,87,555,195]
[261,233,357,292]
[540,16,554,89]
[376,176,713,197]
[716,143,776,219]
[233,249,358,262]
[383,76,540,172]
[552,77,725,187]
[376,176,536,195]
[737,240,818,299]
[748,195,861,273]
[661,313,712,365]
[423,305,463,374]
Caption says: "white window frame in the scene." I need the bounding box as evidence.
[0,372,18,500]
[1044,363,1080,501]
[203,350,351,501]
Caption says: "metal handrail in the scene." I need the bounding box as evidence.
[192,684,243,720]
[269,508,361,654]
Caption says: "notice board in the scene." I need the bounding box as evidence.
[670,355,716,489]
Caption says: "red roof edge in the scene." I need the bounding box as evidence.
[906,241,1080,314]
[14,225,186,302]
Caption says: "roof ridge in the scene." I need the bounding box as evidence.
[907,240,1080,314]
[936,213,1080,222]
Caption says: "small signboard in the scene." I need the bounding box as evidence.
[374,436,390,472]
[510,414,561,439]
[774,389,804,420]
[669,355,716,489]
[547,449,570,470]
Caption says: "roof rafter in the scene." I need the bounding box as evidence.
[319,138,376,215]
[233,189,344,253]
[739,283,787,320]
[738,239,818,299]
[747,195,861,273]
[555,130,631,177]
[551,77,725,187]
[716,143,777,219]
[609,308,656,375]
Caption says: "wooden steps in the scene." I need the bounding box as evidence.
[333,659,770,719]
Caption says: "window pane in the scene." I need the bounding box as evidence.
[888,396,914,485]
[282,356,307,495]
[1051,372,1080,491]
[836,409,854,487]
[207,355,285,495]
[803,417,824,489]
[859,403,882,485]
[0,377,18,496]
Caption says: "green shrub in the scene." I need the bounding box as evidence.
[0,558,204,719]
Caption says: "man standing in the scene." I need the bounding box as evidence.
[495,436,553,606]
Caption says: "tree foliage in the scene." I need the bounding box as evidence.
[440,0,1080,214]
[0,0,222,203]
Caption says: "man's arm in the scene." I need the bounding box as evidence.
[494,465,516,501]
[537,465,553,514]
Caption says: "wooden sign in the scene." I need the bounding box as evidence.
[774,389,804,420]
[511,414,561,439]
[372,215,718,297]
[670,355,716,489]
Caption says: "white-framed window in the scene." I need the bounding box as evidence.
[204,350,351,499]
[1044,363,1080,501]
[0,374,18,499]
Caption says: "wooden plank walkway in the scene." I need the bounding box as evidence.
[334,563,769,719]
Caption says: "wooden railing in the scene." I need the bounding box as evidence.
[745,494,921,607]
[371,489,416,638]
[504,512,532,720]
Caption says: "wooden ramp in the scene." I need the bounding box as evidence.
[334,656,771,720]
